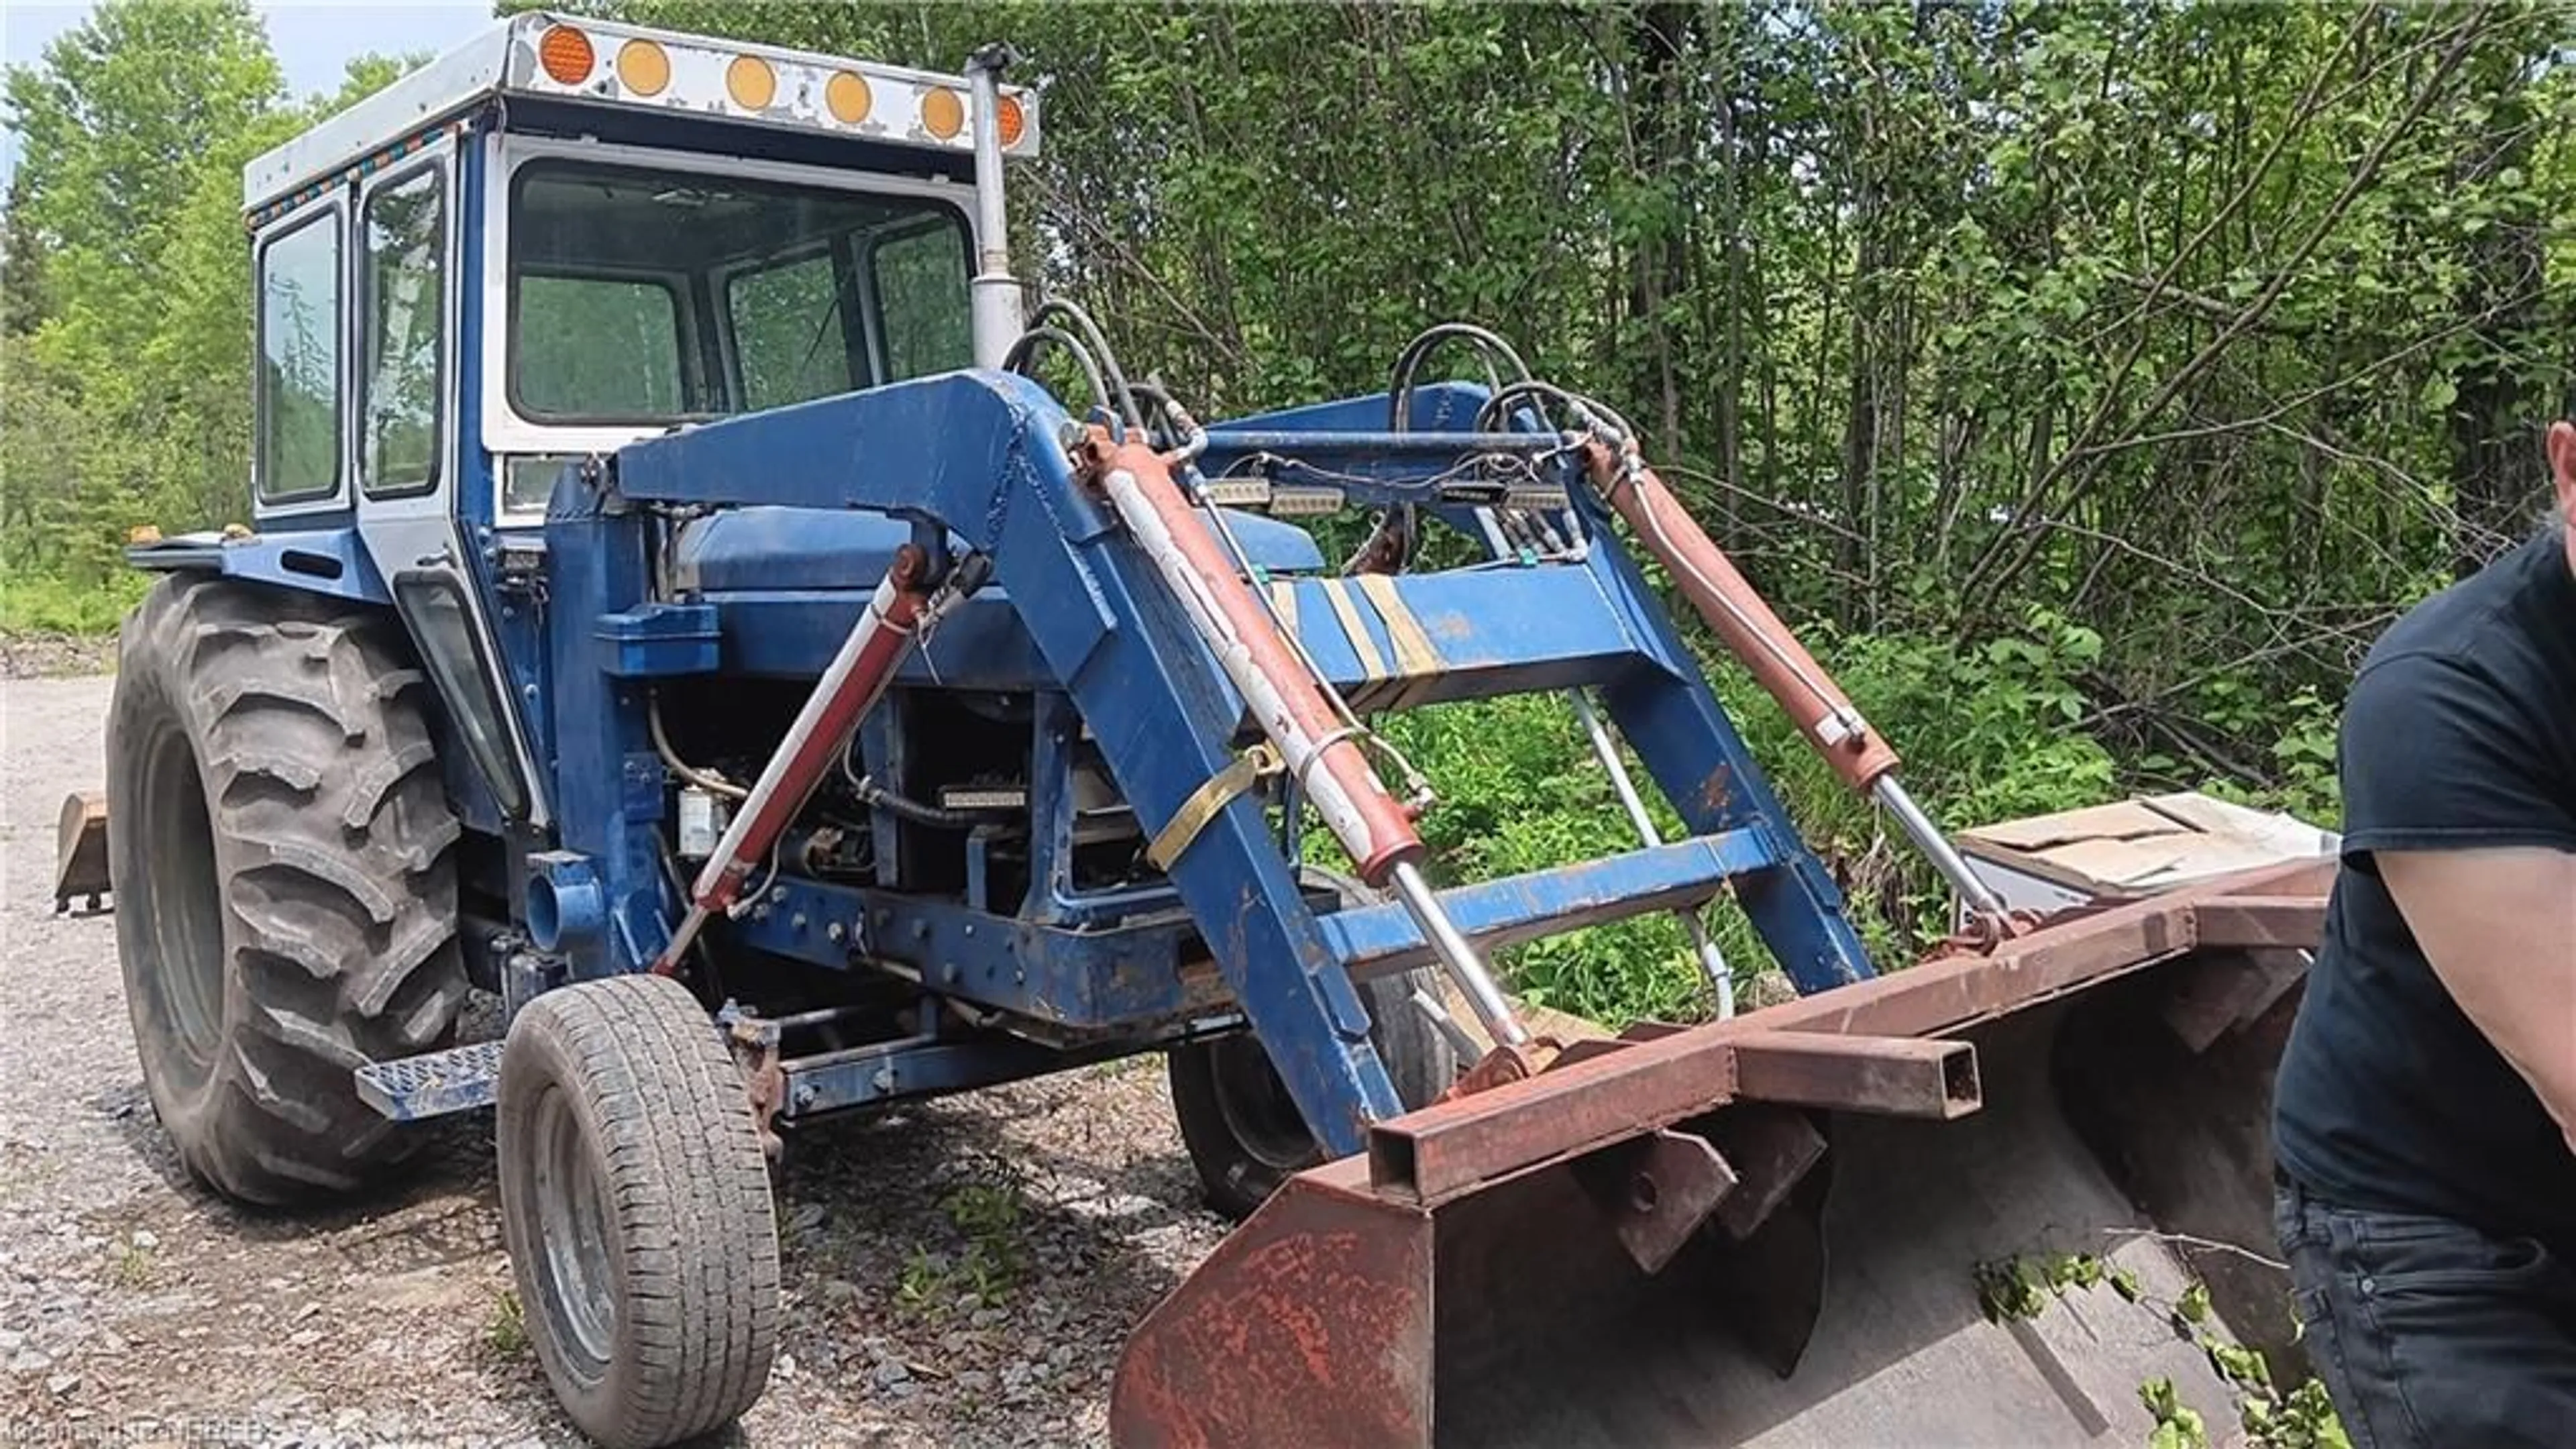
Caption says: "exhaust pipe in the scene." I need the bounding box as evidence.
[964,45,1025,370]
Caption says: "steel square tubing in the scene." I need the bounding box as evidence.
[1318,830,1776,977]
[1364,861,2330,1204]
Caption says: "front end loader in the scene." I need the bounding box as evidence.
[76,13,2328,1448]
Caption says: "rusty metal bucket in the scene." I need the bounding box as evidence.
[53,790,111,914]
[1111,861,2328,1448]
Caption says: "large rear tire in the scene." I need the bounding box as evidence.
[1170,869,1460,1220]
[496,974,782,1449]
[106,575,467,1205]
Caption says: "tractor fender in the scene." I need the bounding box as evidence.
[127,525,391,608]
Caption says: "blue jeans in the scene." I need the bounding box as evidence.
[2274,1171,2576,1448]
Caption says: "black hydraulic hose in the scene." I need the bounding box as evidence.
[1003,325,1117,428]
[839,743,1016,831]
[1028,297,1148,435]
[1476,378,1640,447]
[859,780,1013,830]
[1387,322,1536,430]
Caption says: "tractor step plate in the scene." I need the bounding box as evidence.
[355,1040,504,1122]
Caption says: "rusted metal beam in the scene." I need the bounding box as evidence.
[1729,1030,1980,1120]
[2191,896,2328,951]
[1361,861,2327,1206]
[1367,1028,1739,1204]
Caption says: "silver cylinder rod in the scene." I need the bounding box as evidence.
[1873,774,2008,920]
[1388,858,1529,1049]
[963,46,1024,368]
[1570,690,1735,1018]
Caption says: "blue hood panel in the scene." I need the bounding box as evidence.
[674,505,1325,595]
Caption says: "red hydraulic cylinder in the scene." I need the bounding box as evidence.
[1084,435,1424,885]
[1582,441,1901,795]
[653,545,932,974]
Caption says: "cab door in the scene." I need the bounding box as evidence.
[352,140,548,829]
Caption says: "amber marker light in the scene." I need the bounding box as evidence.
[825,70,873,125]
[726,54,777,110]
[615,39,669,97]
[920,87,965,140]
[537,25,595,86]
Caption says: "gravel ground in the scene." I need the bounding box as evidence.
[0,633,117,680]
[1,672,1232,1447]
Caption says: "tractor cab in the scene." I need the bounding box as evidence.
[144,15,1040,836]
[161,13,1316,839]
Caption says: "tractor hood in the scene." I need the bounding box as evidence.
[669,505,1326,595]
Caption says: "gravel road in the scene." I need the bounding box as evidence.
[2,671,1232,1447]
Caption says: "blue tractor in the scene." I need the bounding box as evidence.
[89,14,2328,1449]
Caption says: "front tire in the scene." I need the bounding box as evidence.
[496,975,781,1449]
[106,576,466,1205]
[1169,871,1461,1220]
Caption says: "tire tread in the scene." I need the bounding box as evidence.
[497,975,779,1449]
[107,576,465,1205]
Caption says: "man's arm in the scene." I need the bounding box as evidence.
[2379,847,2576,1154]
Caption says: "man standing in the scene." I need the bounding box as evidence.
[2271,419,2576,1446]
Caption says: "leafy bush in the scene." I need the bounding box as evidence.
[1341,608,2138,1027]
[0,566,147,636]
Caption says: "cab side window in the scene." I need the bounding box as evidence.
[872,223,971,382]
[362,167,445,495]
[257,209,343,502]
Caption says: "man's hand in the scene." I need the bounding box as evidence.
[2379,847,2576,1155]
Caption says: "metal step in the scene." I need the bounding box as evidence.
[354,1039,504,1122]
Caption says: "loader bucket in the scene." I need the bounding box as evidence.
[53,790,111,914]
[1111,861,2330,1448]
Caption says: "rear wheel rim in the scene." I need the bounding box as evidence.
[1208,1036,1319,1172]
[532,1085,617,1369]
[144,724,227,1080]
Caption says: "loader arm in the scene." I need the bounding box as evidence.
[614,367,1890,1152]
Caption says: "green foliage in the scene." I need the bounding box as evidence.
[0,561,147,635]
[105,1234,154,1289]
[2141,1377,2210,1449]
[1974,1249,2137,1324]
[0,2,425,632]
[483,1287,531,1359]
[1983,1255,2351,1449]
[896,1176,1027,1318]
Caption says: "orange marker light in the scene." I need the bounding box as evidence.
[615,39,669,97]
[537,25,594,86]
[996,94,1026,148]
[920,87,965,140]
[825,70,873,125]
[726,54,776,111]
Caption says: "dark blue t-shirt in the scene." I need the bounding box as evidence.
[2272,525,2576,1251]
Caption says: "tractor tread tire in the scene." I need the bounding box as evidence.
[108,575,465,1206]
[1170,868,1460,1220]
[498,974,781,1449]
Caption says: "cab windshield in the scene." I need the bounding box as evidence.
[506,158,973,427]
